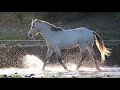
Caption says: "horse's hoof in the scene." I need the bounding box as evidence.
[64,68,69,71]
[64,68,70,72]
[76,67,79,70]
[64,67,68,71]
[42,68,45,71]
[67,69,71,72]
[96,68,101,71]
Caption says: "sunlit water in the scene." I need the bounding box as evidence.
[0,54,120,78]
[0,54,97,75]
[22,54,44,69]
[0,54,44,75]
[0,54,77,75]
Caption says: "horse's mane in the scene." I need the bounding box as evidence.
[33,19,63,32]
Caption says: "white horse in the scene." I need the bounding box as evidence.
[28,19,111,71]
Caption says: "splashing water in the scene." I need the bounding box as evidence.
[0,54,44,76]
[66,63,77,71]
[22,54,44,69]
[0,54,100,75]
[1,54,119,78]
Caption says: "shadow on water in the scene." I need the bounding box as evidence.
[0,40,120,68]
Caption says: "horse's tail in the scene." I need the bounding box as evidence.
[93,31,111,63]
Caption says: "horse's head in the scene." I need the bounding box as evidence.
[28,19,41,38]
[28,19,63,39]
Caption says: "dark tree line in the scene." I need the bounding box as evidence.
[15,12,24,22]
[1,12,115,23]
[14,12,95,22]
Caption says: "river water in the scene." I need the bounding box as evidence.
[0,40,120,67]
[0,40,120,78]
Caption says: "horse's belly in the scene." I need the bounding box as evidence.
[57,35,80,49]
[61,45,79,49]
[59,41,79,49]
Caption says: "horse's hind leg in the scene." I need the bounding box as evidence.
[58,57,68,70]
[55,48,68,71]
[87,45,101,70]
[77,47,88,70]
[42,47,54,71]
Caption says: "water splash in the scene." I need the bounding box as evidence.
[0,54,119,77]
[66,63,77,71]
[0,54,44,76]
[22,54,44,70]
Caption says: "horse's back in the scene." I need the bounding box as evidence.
[72,27,94,45]
[61,27,94,41]
[61,27,94,44]
[48,27,94,49]
[69,27,93,37]
[72,27,92,32]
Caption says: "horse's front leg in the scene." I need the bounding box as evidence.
[42,47,54,71]
[55,48,68,71]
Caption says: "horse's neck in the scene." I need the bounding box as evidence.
[39,25,54,41]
